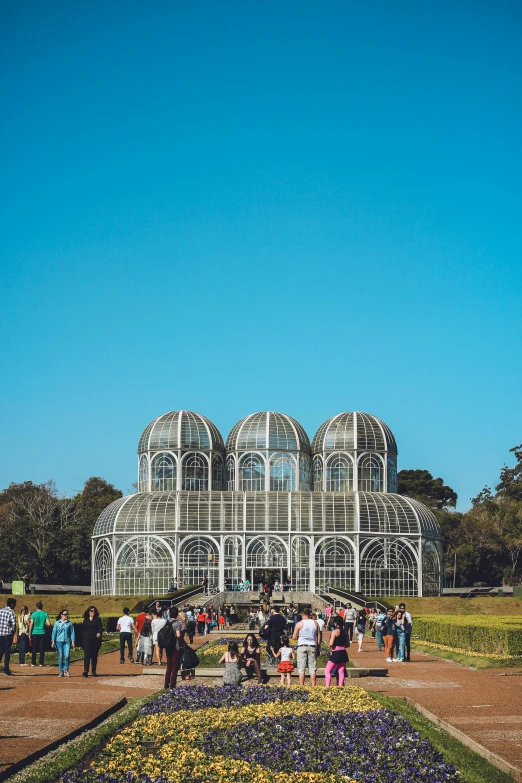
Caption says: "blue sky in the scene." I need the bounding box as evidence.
[1,1,521,509]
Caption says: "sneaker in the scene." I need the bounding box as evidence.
[129,658,135,664]
[92,672,98,677]
[64,671,71,677]
[120,660,125,664]
[386,657,392,662]
[392,658,398,663]
[31,664,35,667]
[82,672,88,678]
[19,663,27,667]
[3,671,14,676]
[397,659,404,663]
[59,671,64,677]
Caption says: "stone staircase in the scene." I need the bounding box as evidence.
[204,591,329,608]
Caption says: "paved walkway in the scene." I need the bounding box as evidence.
[1,631,521,779]
[349,634,522,773]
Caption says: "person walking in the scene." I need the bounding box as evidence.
[355,609,367,653]
[325,616,349,687]
[242,633,262,683]
[51,609,75,677]
[374,608,387,652]
[0,597,16,676]
[136,612,153,665]
[30,601,51,667]
[398,602,413,661]
[151,610,166,666]
[161,607,183,689]
[185,607,196,643]
[344,603,356,644]
[82,605,102,677]
[274,635,294,686]
[381,608,397,663]
[16,605,31,666]
[219,641,243,685]
[117,608,135,664]
[292,608,321,686]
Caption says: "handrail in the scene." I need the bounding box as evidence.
[147,585,203,610]
[327,587,391,613]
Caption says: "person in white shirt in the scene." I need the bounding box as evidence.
[313,613,325,632]
[117,608,135,664]
[397,602,413,661]
[344,603,357,644]
[151,611,166,665]
[292,608,321,686]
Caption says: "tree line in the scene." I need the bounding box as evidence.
[397,444,522,587]
[0,477,122,585]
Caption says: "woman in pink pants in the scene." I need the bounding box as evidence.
[325,616,349,686]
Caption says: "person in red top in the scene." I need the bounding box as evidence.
[134,606,147,664]
[197,610,206,636]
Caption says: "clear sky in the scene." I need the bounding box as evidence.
[1,1,521,509]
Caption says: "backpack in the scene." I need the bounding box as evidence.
[157,621,176,650]
[259,622,270,640]
[181,644,200,670]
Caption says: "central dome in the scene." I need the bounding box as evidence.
[226,411,310,453]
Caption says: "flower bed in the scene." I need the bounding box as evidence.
[61,685,460,783]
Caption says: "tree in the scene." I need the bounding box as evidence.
[397,469,458,509]
[496,444,522,501]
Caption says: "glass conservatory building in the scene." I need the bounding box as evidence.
[92,410,443,597]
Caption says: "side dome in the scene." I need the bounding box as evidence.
[226,411,310,453]
[138,410,224,454]
[312,412,397,454]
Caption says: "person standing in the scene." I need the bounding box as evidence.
[292,608,321,686]
[117,608,135,664]
[185,607,196,643]
[344,603,356,644]
[381,608,397,663]
[31,601,51,667]
[325,616,349,687]
[395,610,408,662]
[355,609,367,653]
[134,605,147,664]
[151,610,166,666]
[274,635,294,686]
[161,607,182,689]
[16,605,31,666]
[196,608,206,636]
[0,597,16,676]
[51,610,75,677]
[398,602,413,661]
[374,608,387,652]
[136,612,153,665]
[82,605,103,677]
[267,606,286,666]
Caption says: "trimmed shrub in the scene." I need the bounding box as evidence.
[414,615,522,656]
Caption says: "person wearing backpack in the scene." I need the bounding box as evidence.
[374,609,387,652]
[159,606,183,689]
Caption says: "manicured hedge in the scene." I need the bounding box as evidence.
[414,615,522,656]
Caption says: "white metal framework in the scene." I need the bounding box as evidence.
[92,409,443,596]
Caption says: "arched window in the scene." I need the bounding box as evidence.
[360,539,418,596]
[151,453,177,491]
[139,455,149,492]
[299,455,311,491]
[422,542,441,596]
[358,454,383,492]
[246,536,288,568]
[226,455,236,491]
[212,455,224,490]
[315,537,355,591]
[387,455,397,493]
[223,536,242,589]
[115,537,174,595]
[93,539,113,595]
[312,455,323,491]
[292,537,310,590]
[270,453,296,491]
[178,537,219,587]
[182,453,209,491]
[239,453,265,491]
[326,453,353,491]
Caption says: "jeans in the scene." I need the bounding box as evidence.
[120,632,133,660]
[187,622,196,643]
[397,630,406,661]
[31,634,46,666]
[375,627,383,651]
[345,622,354,642]
[197,622,205,635]
[56,640,71,672]
[0,633,13,673]
[18,633,29,664]
[405,632,411,661]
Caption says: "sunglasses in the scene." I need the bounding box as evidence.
[62,612,68,616]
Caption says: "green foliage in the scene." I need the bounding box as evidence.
[415,615,522,656]
[397,469,458,509]
[399,446,522,586]
[0,477,122,585]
